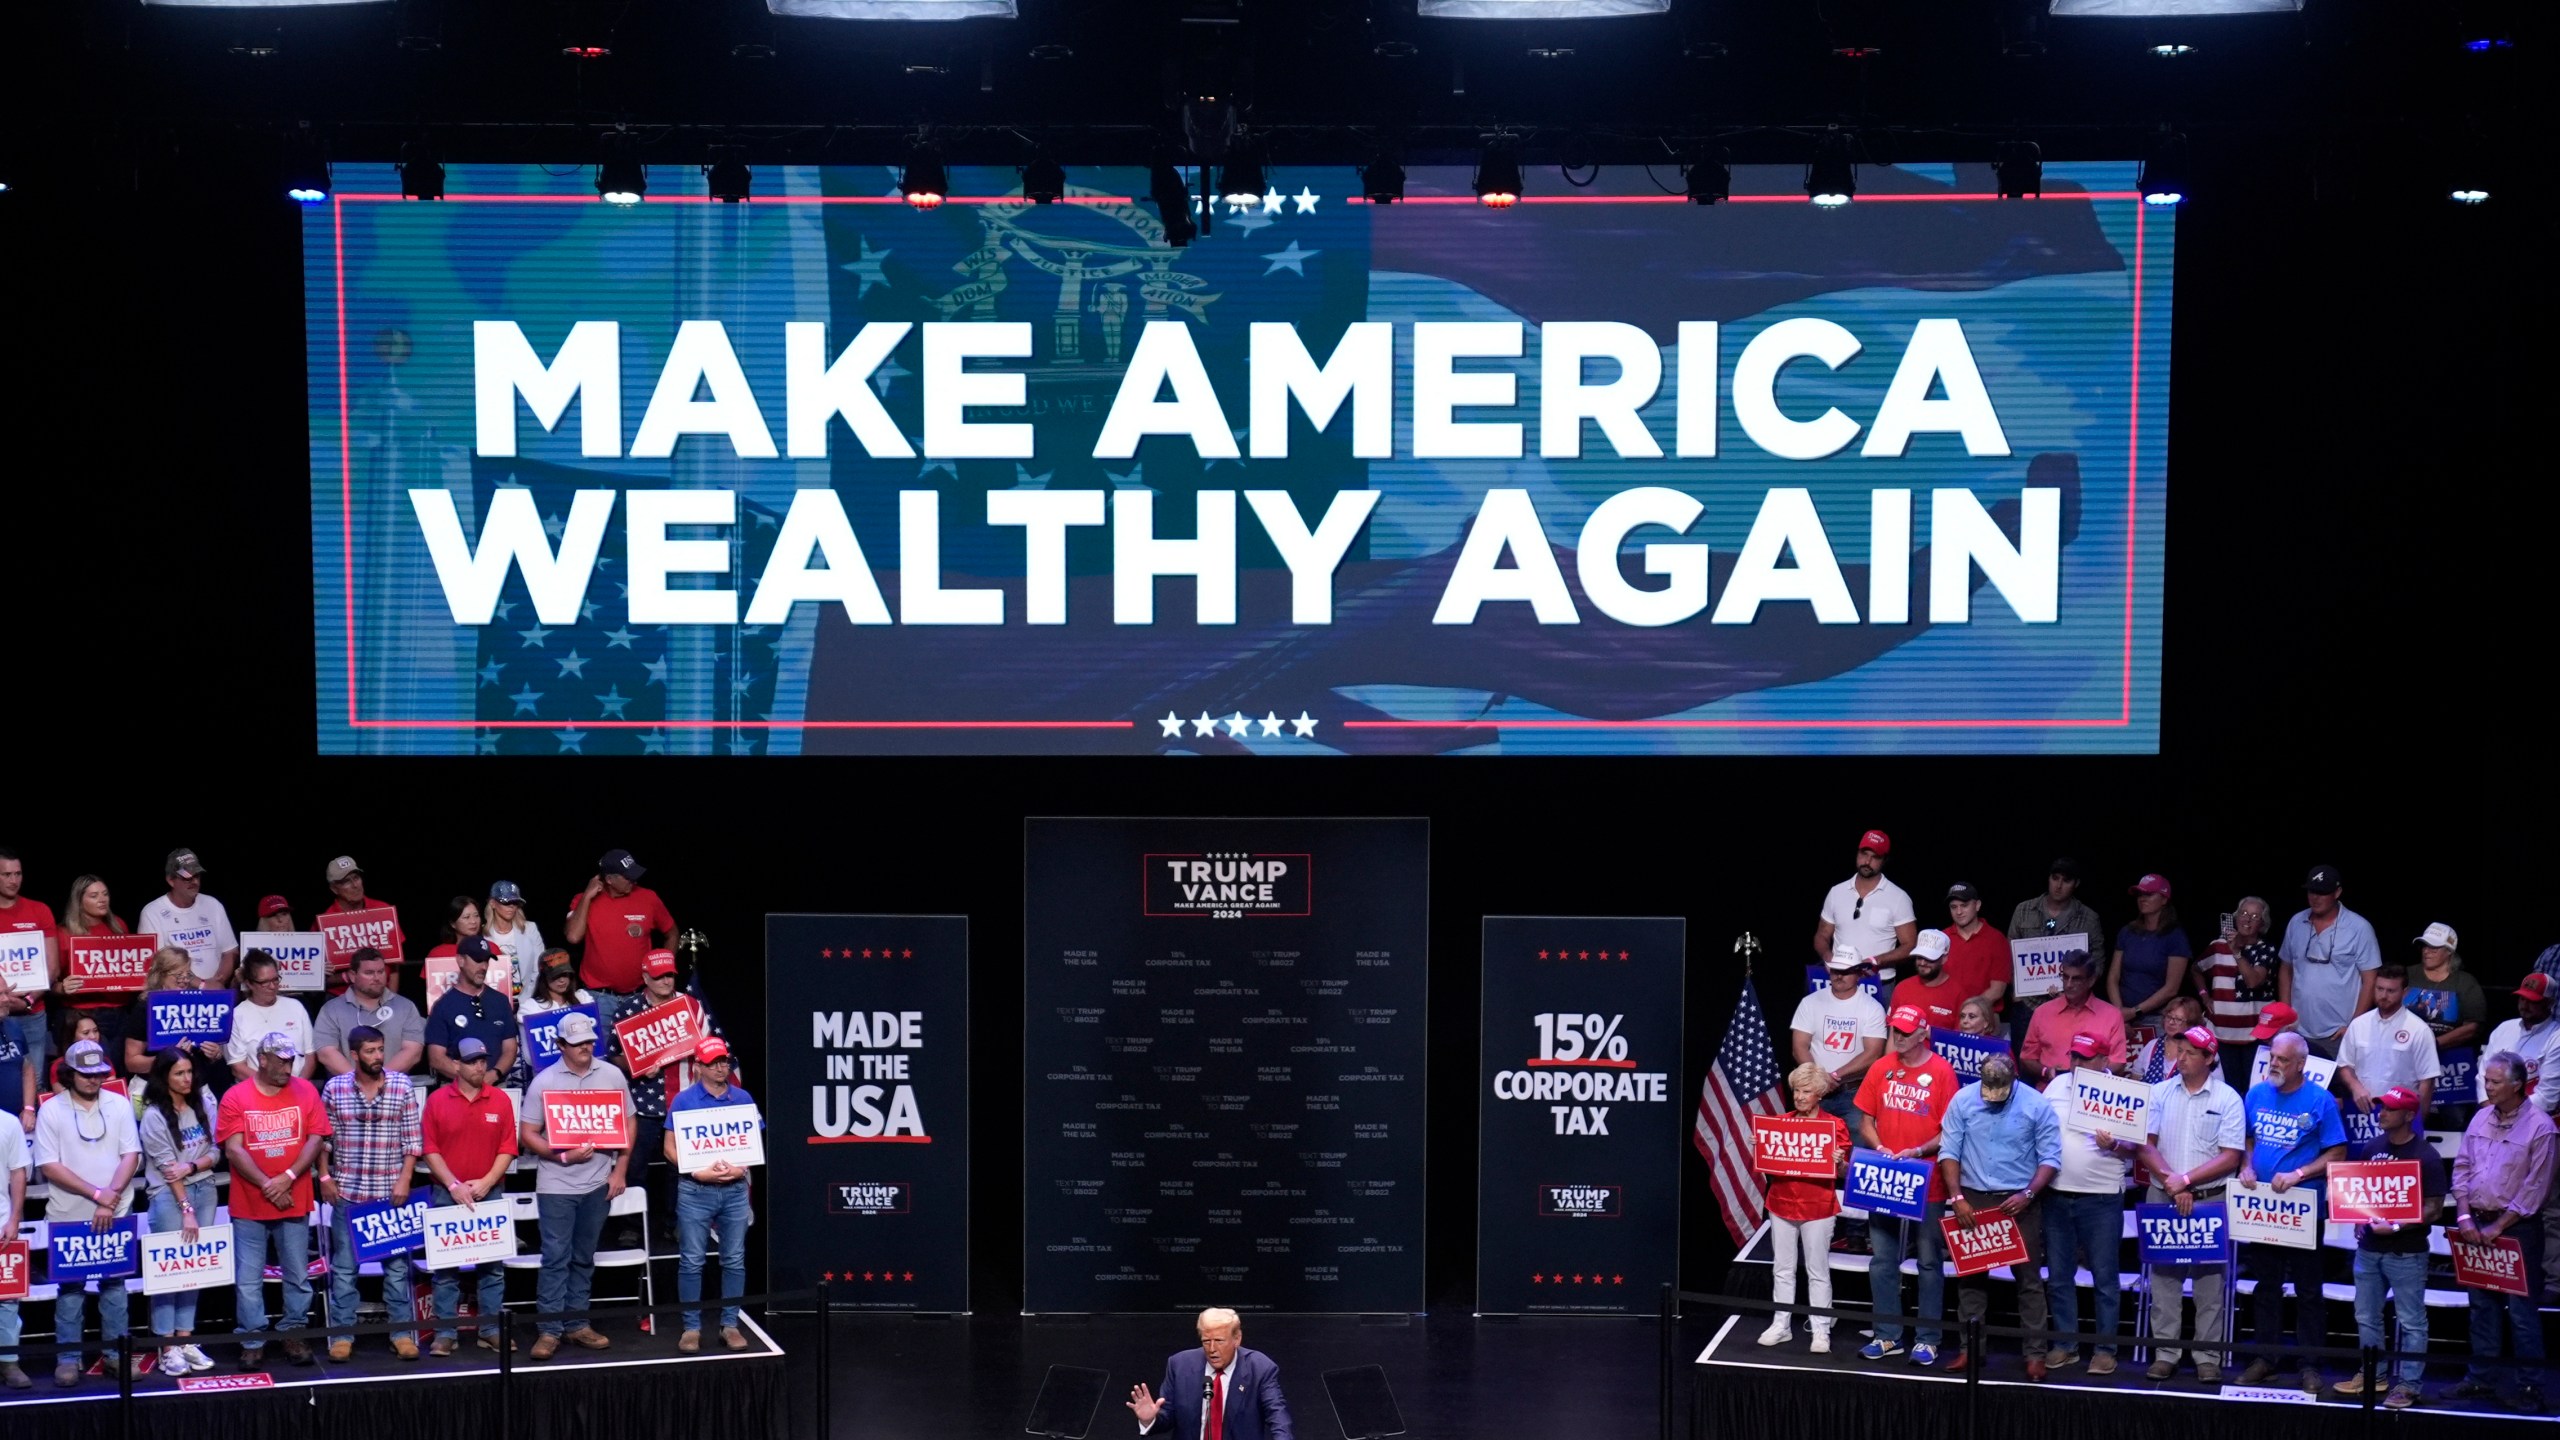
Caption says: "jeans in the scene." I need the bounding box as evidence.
[677,1178,752,1332]
[0,1299,19,1364]
[1817,1086,1858,1123]
[1867,1199,1946,1346]
[428,1186,508,1345]
[2245,1239,2327,1369]
[2468,1212,2547,1389]
[537,1187,611,1336]
[328,1199,416,1345]
[233,1214,314,1339]
[146,1181,218,1337]
[54,1235,132,1353]
[8,1012,46,1076]
[2351,1248,2428,1386]
[1767,1214,1835,1337]
[2143,1186,2227,1368]
[2042,1190,2122,1353]
[1956,1187,2048,1348]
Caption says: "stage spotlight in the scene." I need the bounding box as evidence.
[1361,156,1406,205]
[1148,159,1197,247]
[2139,133,2187,207]
[766,0,1018,15]
[1474,141,1522,208]
[1806,132,1855,208]
[399,142,445,201]
[705,148,752,203]
[2449,186,2490,205]
[1994,141,2042,199]
[1684,150,1730,205]
[901,145,948,209]
[597,134,646,205]
[282,131,331,205]
[1219,142,1267,208]
[1021,156,1066,204]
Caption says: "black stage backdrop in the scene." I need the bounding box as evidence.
[1475,917,1684,1316]
[1022,818,1429,1313]
[764,914,970,1313]
[0,138,2542,1315]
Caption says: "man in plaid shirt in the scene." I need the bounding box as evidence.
[318,1025,424,1360]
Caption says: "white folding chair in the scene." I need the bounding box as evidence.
[591,1186,657,1325]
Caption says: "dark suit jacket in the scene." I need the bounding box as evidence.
[1142,1346,1293,1440]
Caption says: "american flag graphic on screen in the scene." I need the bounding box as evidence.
[1693,978,1789,1246]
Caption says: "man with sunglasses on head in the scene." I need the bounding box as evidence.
[1814,830,1918,988]
[2277,865,2380,1061]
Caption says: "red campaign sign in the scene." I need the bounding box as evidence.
[179,1373,276,1392]
[612,995,706,1074]
[2451,1235,2531,1296]
[1940,1212,2033,1276]
[0,1240,29,1301]
[2326,1160,2423,1225]
[317,906,404,967]
[1750,1115,1841,1179]
[66,933,158,995]
[543,1091,631,1149]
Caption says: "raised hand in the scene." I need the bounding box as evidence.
[1128,1383,1162,1426]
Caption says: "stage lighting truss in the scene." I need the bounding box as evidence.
[1805,131,1856,207]
[705,147,752,203]
[1994,140,2043,199]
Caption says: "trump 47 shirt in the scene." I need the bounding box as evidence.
[217,1076,331,1220]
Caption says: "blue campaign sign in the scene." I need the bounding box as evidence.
[1844,1148,1933,1223]
[1804,967,1883,1003]
[49,1217,142,1283]
[1929,1028,2011,1083]
[522,1004,598,1074]
[2340,1104,2384,1158]
[346,1196,431,1263]
[2438,1047,2479,1106]
[146,990,234,1051]
[2135,1201,2229,1265]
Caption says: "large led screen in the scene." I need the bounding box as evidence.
[306,163,2170,755]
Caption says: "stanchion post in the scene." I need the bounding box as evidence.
[497,1305,515,1440]
[117,1330,135,1440]
[1962,1316,1983,1440]
[2359,1346,2378,1440]
[817,1278,834,1440]
[1657,1284,1676,1440]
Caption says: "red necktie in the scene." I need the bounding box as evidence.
[1206,1369,1224,1440]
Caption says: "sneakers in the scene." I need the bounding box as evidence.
[678,1330,702,1354]
[1909,1342,1938,1367]
[1756,1322,1793,1348]
[2089,1352,2119,1377]
[1860,1339,1905,1362]
[2238,1359,2274,1386]
[1808,1330,1832,1356]
[2384,1384,2420,1410]
[179,1345,213,1372]
[2044,1347,2079,1370]
[327,1339,354,1363]
[160,1347,193,1377]
[2146,1357,2177,1381]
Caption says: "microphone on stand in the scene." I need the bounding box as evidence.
[1202,1368,1218,1433]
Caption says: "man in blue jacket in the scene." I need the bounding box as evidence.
[1128,1307,1294,1440]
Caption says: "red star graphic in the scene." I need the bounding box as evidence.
[822,1271,836,1282]
[862,1271,876,1282]
[1578,951,1591,961]
[1612,1275,1625,1285]
[820,949,834,959]
[1530,1273,1543,1284]
[861,948,874,958]
[902,949,913,959]
[1537,950,1549,960]
[1551,1273,1566,1284]
[1619,951,1631,961]
[1572,1273,1585,1284]
[902,1271,915,1282]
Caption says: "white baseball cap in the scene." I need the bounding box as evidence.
[1825,941,1866,972]
[2414,922,2458,950]
[1912,929,1952,962]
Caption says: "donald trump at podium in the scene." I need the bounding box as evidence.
[1129,1307,1294,1440]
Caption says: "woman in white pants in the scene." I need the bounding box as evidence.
[1762,1061,1852,1351]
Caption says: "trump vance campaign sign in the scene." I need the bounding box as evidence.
[672,1103,767,1173]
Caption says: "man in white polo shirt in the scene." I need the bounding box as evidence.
[1814,829,1918,987]
[2335,964,2441,1117]
[136,849,239,988]
[1793,944,1887,1122]
[2484,975,2560,1116]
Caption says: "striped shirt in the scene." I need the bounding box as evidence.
[321,1070,424,1203]
[2198,938,2278,1047]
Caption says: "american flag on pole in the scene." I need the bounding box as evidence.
[1693,977,1790,1246]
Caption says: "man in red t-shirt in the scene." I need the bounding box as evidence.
[0,847,57,1119]
[565,849,675,996]
[218,1032,331,1366]
[1890,931,1966,1032]
[1854,1007,1960,1363]
[421,1037,519,1355]
[1941,883,2014,1018]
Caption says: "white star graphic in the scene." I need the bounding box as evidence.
[1159,712,1186,738]
[1224,192,1257,217]
[476,660,505,688]
[870,356,911,398]
[1204,428,1249,469]
[596,685,631,719]
[516,624,552,649]
[727,735,759,755]
[1258,711,1284,737]
[1261,186,1284,215]
[555,650,589,678]
[1223,711,1250,737]
[917,451,957,478]
[604,627,637,649]
[731,669,759,695]
[541,511,566,541]
[841,237,892,298]
[580,600,599,622]
[1191,712,1218,737]
[508,685,543,716]
[752,507,779,529]
[1290,711,1318,737]
[475,731,503,755]
[492,598,515,621]
[1107,463,1149,491]
[1227,207,1275,234]
[1260,241,1319,277]
[554,727,587,754]
[1292,187,1320,214]
[643,657,670,686]
[639,728,669,755]
[1009,463,1053,491]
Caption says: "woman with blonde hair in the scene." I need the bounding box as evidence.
[120,947,227,1080]
[1759,1060,1851,1352]
[55,875,133,1054]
